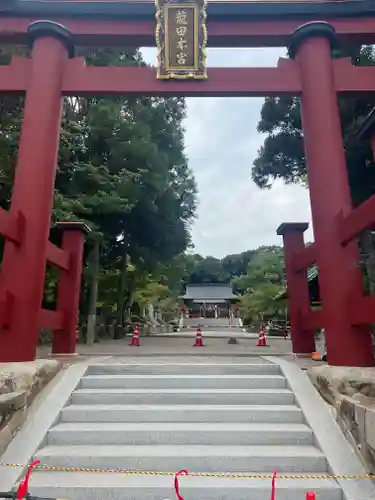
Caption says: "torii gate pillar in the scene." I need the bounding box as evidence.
[277,222,315,356]
[288,22,374,366]
[0,22,74,361]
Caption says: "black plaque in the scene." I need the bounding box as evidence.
[155,0,207,79]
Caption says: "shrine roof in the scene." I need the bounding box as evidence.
[181,283,237,301]
[2,0,375,21]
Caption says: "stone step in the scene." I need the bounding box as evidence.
[34,445,327,472]
[29,471,343,500]
[79,374,287,390]
[70,388,295,406]
[60,404,304,423]
[47,422,313,446]
[86,363,280,376]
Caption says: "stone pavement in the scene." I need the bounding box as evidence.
[37,335,294,360]
[153,329,258,338]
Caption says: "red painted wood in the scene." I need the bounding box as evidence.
[46,241,70,271]
[0,208,22,244]
[1,16,375,47]
[334,59,375,94]
[350,296,375,326]
[297,36,374,367]
[0,36,68,362]
[338,196,375,246]
[62,59,301,96]
[3,54,375,98]
[52,227,87,355]
[0,289,15,329]
[303,310,323,331]
[4,56,375,97]
[293,243,316,273]
[277,223,315,355]
[39,309,64,330]
[0,57,30,93]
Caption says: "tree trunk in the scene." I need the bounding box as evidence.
[86,239,100,345]
[117,251,128,326]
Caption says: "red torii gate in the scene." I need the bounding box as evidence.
[1,0,375,365]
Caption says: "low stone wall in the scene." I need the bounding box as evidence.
[307,365,375,473]
[337,395,375,473]
[0,360,61,456]
[141,325,174,335]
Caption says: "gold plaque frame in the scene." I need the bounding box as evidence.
[155,0,207,80]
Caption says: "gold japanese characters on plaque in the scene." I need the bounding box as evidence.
[155,0,207,79]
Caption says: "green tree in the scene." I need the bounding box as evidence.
[180,250,256,285]
[233,246,286,324]
[133,279,181,323]
[58,49,196,324]
[252,45,375,205]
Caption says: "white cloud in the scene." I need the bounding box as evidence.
[142,47,313,258]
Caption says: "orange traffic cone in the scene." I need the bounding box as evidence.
[311,352,321,361]
[193,327,204,347]
[129,326,140,346]
[257,326,268,347]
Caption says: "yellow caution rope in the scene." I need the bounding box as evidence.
[0,462,374,480]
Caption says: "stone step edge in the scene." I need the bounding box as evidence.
[81,375,285,379]
[72,388,293,394]
[35,444,324,456]
[62,404,302,410]
[87,363,274,367]
[49,422,312,431]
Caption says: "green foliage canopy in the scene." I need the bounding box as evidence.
[252,45,375,206]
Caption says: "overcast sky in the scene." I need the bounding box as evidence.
[142,47,313,258]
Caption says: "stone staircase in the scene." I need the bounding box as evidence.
[26,361,349,500]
